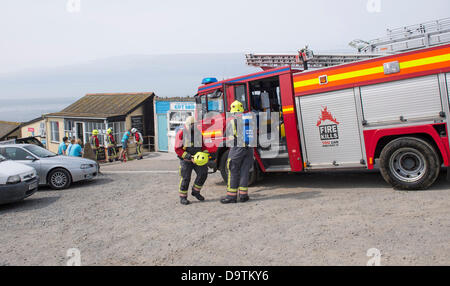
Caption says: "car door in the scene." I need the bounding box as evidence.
[0,147,43,183]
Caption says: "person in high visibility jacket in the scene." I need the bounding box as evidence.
[90,129,100,160]
[106,128,118,162]
[221,100,254,204]
[174,116,209,205]
[132,128,144,160]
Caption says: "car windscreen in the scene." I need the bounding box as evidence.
[23,145,57,158]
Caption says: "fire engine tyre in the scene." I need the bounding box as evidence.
[48,168,72,190]
[219,150,257,187]
[379,137,440,190]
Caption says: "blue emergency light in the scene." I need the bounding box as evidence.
[201,77,218,85]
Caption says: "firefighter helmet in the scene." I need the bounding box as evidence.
[92,129,99,136]
[230,100,244,113]
[131,128,137,134]
[193,152,209,166]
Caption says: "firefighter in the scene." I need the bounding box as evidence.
[106,128,118,162]
[132,128,144,160]
[174,116,209,205]
[221,100,254,204]
[90,129,100,160]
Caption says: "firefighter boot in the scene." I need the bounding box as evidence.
[239,195,250,203]
[239,188,250,203]
[180,197,190,205]
[191,190,205,202]
[220,195,237,204]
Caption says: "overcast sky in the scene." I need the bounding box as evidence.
[1,0,449,74]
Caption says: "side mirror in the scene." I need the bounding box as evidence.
[26,155,37,161]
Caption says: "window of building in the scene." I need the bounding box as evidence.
[84,122,106,145]
[50,121,60,143]
[168,111,193,132]
[107,121,126,146]
[64,120,75,139]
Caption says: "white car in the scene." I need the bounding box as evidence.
[0,154,39,205]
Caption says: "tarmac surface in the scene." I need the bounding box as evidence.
[1,152,449,265]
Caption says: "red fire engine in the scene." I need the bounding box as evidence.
[194,20,450,190]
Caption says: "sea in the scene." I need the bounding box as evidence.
[0,97,76,123]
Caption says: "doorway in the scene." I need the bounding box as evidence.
[75,122,84,144]
[249,76,291,171]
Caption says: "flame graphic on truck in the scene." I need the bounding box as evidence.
[316,106,339,126]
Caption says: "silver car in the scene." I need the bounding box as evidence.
[0,144,98,190]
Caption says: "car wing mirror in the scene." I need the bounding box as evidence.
[26,155,37,161]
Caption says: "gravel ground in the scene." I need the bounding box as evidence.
[1,152,449,266]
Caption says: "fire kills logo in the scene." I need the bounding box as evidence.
[317,107,340,147]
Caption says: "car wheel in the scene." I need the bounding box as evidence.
[48,168,72,190]
[379,137,440,190]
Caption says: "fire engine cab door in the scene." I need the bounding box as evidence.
[297,88,365,169]
[224,83,248,112]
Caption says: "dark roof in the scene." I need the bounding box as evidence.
[46,92,155,119]
[21,116,44,126]
[0,121,21,139]
[154,96,195,102]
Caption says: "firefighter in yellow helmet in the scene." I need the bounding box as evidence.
[221,100,254,204]
[174,116,209,205]
[90,129,100,160]
[106,128,118,162]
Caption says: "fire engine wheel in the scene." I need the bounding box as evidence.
[379,137,440,190]
[219,150,257,187]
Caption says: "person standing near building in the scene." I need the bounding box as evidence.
[58,137,69,155]
[90,129,100,161]
[69,139,83,157]
[67,138,75,155]
[132,128,144,160]
[119,129,132,162]
[221,100,254,204]
[106,128,118,162]
[174,116,209,205]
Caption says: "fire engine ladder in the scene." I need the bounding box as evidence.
[359,17,450,54]
[245,50,380,71]
[245,17,450,71]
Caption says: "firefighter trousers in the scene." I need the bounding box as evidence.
[107,146,117,161]
[136,143,143,157]
[227,147,254,196]
[179,160,208,197]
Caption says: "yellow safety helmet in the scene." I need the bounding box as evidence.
[193,152,209,166]
[106,128,113,134]
[230,100,244,113]
[92,129,99,136]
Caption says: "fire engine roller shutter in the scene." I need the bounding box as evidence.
[360,75,442,125]
[447,73,450,99]
[298,88,364,169]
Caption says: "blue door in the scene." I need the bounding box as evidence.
[157,114,168,152]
